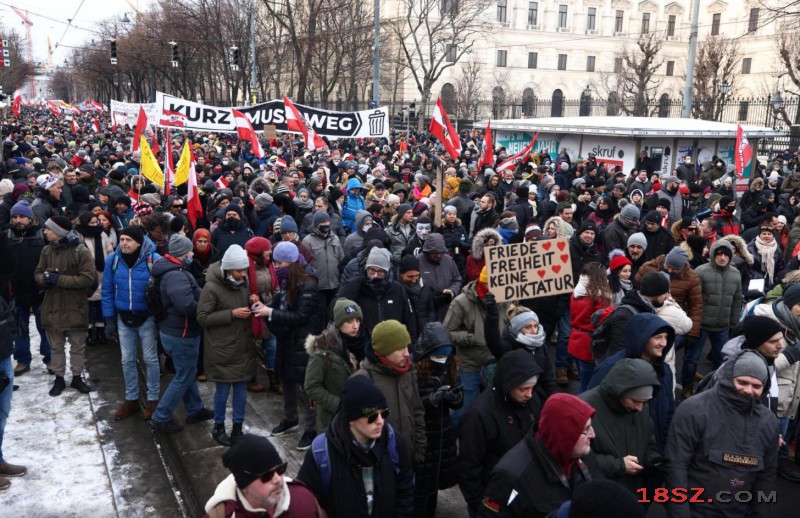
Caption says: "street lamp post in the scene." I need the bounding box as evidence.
[719,79,730,122]
[772,90,784,130]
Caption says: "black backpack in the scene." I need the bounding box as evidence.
[590,304,637,358]
[144,273,168,322]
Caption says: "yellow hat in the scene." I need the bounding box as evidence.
[479,266,488,284]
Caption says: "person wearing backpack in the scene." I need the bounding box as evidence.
[148,235,214,434]
[34,216,97,396]
[296,375,415,518]
[101,225,162,420]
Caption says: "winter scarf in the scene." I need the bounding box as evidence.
[76,224,106,272]
[773,300,800,344]
[375,350,411,376]
[755,235,779,283]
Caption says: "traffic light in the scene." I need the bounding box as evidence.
[393,111,403,127]
[408,102,416,125]
[170,41,178,68]
[231,46,240,71]
[110,39,117,65]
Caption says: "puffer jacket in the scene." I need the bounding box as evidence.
[343,210,371,258]
[341,178,366,233]
[386,215,414,262]
[196,261,256,383]
[302,229,344,290]
[567,292,607,363]
[101,239,161,318]
[34,235,97,330]
[443,280,509,372]
[355,343,427,465]
[635,255,703,336]
[269,277,322,385]
[335,275,411,335]
[694,240,743,331]
[151,255,202,338]
[465,228,502,282]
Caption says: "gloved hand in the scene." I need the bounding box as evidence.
[783,345,800,365]
[646,455,671,474]
[443,386,463,405]
[105,317,118,337]
[429,386,449,407]
[43,271,60,286]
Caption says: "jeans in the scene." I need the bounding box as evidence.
[681,330,727,385]
[13,304,50,367]
[88,301,103,325]
[214,382,247,424]
[152,333,203,423]
[118,316,160,401]
[555,308,572,369]
[576,359,596,394]
[778,416,797,458]
[451,370,481,432]
[0,356,12,463]
[264,336,276,371]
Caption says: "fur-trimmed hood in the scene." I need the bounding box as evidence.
[304,325,344,356]
[248,177,272,197]
[750,177,765,192]
[543,216,575,240]
[679,240,695,261]
[470,227,503,260]
[671,219,701,242]
[721,234,754,264]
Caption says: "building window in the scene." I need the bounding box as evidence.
[587,56,596,72]
[615,10,624,33]
[558,54,567,70]
[441,0,457,17]
[667,15,676,36]
[497,0,507,23]
[446,44,457,62]
[558,5,568,28]
[738,101,750,121]
[528,1,538,26]
[614,57,623,73]
[658,94,670,118]
[641,13,650,34]
[666,61,674,76]
[749,8,759,33]
[587,7,596,30]
[711,13,721,36]
[496,50,507,67]
[742,57,752,74]
[552,89,565,117]
[528,52,538,69]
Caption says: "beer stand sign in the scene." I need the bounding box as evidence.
[485,239,574,303]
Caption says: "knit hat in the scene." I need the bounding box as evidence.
[273,241,300,263]
[742,316,784,349]
[509,311,540,335]
[619,204,640,224]
[222,434,284,490]
[644,211,661,224]
[578,219,597,235]
[10,199,33,219]
[412,201,428,217]
[312,210,331,226]
[784,284,800,310]
[627,232,647,250]
[399,254,420,274]
[655,198,671,210]
[561,480,645,518]
[333,298,362,328]
[664,246,689,270]
[118,225,144,245]
[732,351,770,386]
[133,202,153,218]
[372,320,412,356]
[280,215,298,234]
[366,247,391,272]
[622,385,653,401]
[254,193,273,211]
[442,205,457,215]
[11,183,31,201]
[640,272,670,297]
[479,266,489,284]
[396,203,413,219]
[38,175,60,191]
[221,244,250,270]
[609,254,632,272]
[341,375,388,422]
[168,234,193,257]
[45,216,73,238]
[499,216,519,231]
[0,179,13,196]
[720,196,735,209]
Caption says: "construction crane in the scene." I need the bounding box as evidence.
[10,5,35,99]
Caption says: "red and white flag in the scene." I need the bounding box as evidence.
[283,96,326,150]
[735,124,753,179]
[275,158,287,170]
[12,95,21,118]
[496,132,539,172]
[215,175,230,190]
[160,109,187,127]
[47,100,62,117]
[132,106,148,152]
[163,136,174,196]
[176,142,202,228]
[232,109,264,158]
[477,119,494,170]
[91,118,100,133]
[70,117,79,134]
[429,97,461,160]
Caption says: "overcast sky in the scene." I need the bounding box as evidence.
[1,0,153,65]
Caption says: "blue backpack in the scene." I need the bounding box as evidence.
[311,422,400,496]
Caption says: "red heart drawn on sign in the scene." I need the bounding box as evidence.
[542,242,552,251]
[557,241,566,251]
[537,269,546,278]
[560,254,569,264]
[552,265,561,274]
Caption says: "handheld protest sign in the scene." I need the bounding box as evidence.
[485,239,574,303]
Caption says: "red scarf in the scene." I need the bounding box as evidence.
[476,281,490,301]
[376,351,411,376]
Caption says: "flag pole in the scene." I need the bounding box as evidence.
[434,161,444,228]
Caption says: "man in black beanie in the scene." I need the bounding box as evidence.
[397,254,436,344]
[711,195,742,236]
[204,434,323,517]
[297,375,414,517]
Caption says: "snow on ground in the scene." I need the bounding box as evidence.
[3,323,117,517]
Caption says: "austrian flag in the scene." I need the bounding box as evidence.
[231,109,264,158]
[735,124,752,178]
[283,96,326,151]
[161,109,188,127]
[429,97,461,160]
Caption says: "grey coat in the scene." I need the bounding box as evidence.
[694,240,743,331]
[302,230,344,291]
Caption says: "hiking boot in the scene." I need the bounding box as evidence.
[247,382,266,393]
[212,423,232,447]
[231,422,244,443]
[150,418,184,435]
[142,400,159,421]
[0,462,27,477]
[13,364,30,376]
[556,368,569,385]
[86,328,98,347]
[49,376,66,397]
[268,371,283,395]
[567,364,580,381]
[297,431,315,451]
[271,419,299,437]
[779,457,800,482]
[70,376,92,394]
[186,408,214,424]
[0,477,9,491]
[115,400,140,420]
[96,326,108,346]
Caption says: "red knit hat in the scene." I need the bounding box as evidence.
[609,254,633,272]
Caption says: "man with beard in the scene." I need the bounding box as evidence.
[205,434,323,517]
[470,194,499,238]
[603,204,640,260]
[625,232,648,278]
[397,255,436,344]
[211,204,253,258]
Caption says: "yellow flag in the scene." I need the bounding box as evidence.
[174,141,191,186]
[139,135,164,187]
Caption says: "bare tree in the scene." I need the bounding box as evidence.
[690,36,741,121]
[388,0,492,127]
[775,31,800,129]
[596,33,664,117]
[452,59,483,121]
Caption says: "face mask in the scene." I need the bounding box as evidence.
[318,224,330,234]
[362,225,372,234]
[275,266,289,284]
[222,159,229,165]
[226,217,240,228]
[685,159,691,164]
[431,361,448,376]
[225,274,244,286]
[416,225,431,239]
[182,256,193,266]
[430,356,448,364]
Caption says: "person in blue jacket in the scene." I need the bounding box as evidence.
[341,177,365,234]
[587,312,675,453]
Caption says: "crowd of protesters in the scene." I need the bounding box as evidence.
[0,105,797,517]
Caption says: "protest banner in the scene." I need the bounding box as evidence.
[263,124,278,139]
[110,100,159,129]
[485,239,574,303]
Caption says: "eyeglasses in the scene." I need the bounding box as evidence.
[366,267,387,278]
[243,462,288,483]
[366,409,390,424]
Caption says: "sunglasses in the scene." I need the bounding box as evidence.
[366,409,390,424]
[172,204,183,208]
[244,462,288,483]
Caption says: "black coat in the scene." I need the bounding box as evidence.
[642,226,675,261]
[568,232,600,278]
[297,413,415,518]
[478,435,591,518]
[210,221,253,258]
[403,280,435,344]
[7,225,45,307]
[336,276,412,335]
[436,222,468,279]
[269,278,323,384]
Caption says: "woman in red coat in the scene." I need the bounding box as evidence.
[567,262,613,393]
